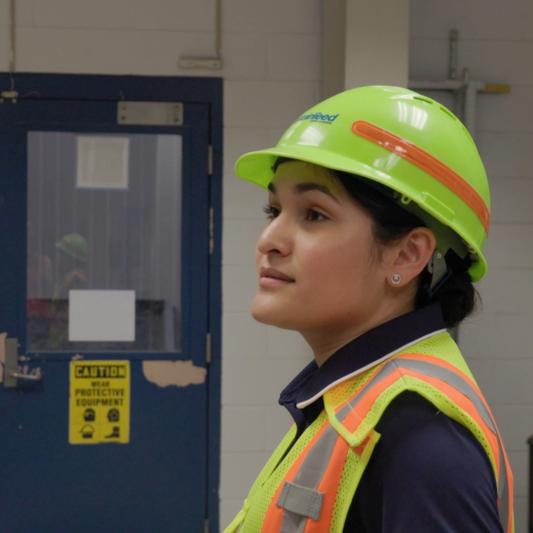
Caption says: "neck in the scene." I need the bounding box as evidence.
[301,299,414,367]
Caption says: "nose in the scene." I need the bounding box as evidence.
[256,214,292,257]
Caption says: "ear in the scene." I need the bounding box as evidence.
[385,228,436,287]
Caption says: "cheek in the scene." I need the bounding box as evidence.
[300,234,371,285]
[296,234,381,314]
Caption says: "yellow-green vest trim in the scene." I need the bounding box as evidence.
[223,331,514,533]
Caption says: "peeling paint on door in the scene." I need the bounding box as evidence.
[142,360,206,388]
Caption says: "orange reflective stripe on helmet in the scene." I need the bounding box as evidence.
[352,120,490,233]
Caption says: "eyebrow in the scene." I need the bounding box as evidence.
[268,181,340,203]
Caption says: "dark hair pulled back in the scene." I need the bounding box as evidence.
[273,158,479,328]
[336,171,478,329]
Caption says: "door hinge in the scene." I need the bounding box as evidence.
[208,144,213,176]
[205,332,212,365]
[204,518,210,533]
[209,206,215,255]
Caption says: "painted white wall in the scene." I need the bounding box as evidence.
[321,0,409,97]
[0,0,321,529]
[345,0,409,88]
[1,0,529,530]
[410,1,533,531]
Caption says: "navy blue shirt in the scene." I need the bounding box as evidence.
[278,305,502,532]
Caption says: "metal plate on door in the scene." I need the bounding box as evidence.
[117,101,183,126]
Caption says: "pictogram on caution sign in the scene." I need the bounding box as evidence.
[69,360,130,444]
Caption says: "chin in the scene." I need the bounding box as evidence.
[250,296,298,330]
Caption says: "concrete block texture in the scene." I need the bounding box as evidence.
[222,0,320,34]
[411,0,533,530]
[514,497,528,533]
[224,80,319,128]
[220,499,244,532]
[476,269,533,315]
[410,0,533,41]
[222,312,268,359]
[410,39,533,87]
[267,34,321,81]
[490,178,533,223]
[484,224,533,270]
[467,358,533,406]
[507,450,527,497]
[32,0,214,31]
[223,33,268,81]
[221,405,267,452]
[14,27,215,75]
[220,450,271,500]
[477,86,533,134]
[223,174,267,220]
[0,0,34,27]
[460,312,533,359]
[223,127,282,179]
[222,356,310,407]
[491,404,533,452]
[478,133,533,180]
[222,264,257,313]
[222,218,265,266]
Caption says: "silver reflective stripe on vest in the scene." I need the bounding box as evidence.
[276,354,512,532]
[277,481,323,520]
[337,357,496,434]
[277,373,389,531]
[398,358,512,532]
[398,358,496,434]
[341,355,510,532]
[279,425,337,532]
[278,391,379,531]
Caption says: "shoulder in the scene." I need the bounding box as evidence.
[375,391,496,487]
[347,391,502,532]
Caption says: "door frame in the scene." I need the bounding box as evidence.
[0,72,223,530]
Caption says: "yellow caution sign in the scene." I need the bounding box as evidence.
[69,360,130,445]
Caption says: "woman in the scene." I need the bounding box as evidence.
[225,86,514,532]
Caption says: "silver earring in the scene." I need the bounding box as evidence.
[391,273,402,285]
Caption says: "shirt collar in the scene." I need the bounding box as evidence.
[279,304,447,424]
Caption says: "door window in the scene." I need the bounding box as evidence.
[27,132,183,352]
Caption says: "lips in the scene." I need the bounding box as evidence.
[259,267,295,282]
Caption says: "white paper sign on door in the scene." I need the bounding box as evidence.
[69,290,135,342]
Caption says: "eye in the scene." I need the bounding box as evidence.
[263,204,280,221]
[305,208,328,222]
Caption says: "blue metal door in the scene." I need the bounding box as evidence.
[0,76,219,533]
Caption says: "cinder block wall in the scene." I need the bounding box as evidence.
[0,0,321,529]
[219,2,321,524]
[410,1,533,531]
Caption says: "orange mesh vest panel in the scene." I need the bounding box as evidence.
[223,331,514,533]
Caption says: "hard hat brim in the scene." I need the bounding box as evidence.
[235,145,487,282]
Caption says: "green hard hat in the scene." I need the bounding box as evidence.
[55,233,89,262]
[235,85,490,281]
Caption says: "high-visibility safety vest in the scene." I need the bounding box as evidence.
[224,331,514,533]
